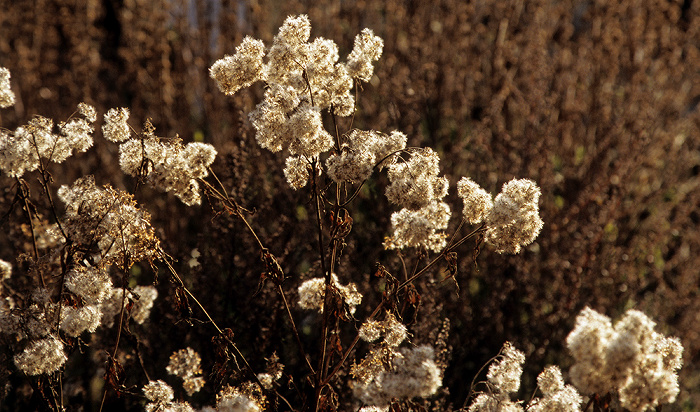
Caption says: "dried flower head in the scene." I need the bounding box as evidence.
[485,178,543,254]
[211,15,383,185]
[58,176,160,266]
[0,67,15,108]
[384,201,451,252]
[297,273,362,315]
[0,259,11,281]
[566,307,683,410]
[283,155,311,189]
[352,345,442,407]
[527,366,583,412]
[0,105,96,177]
[118,135,216,206]
[210,36,266,95]
[59,304,102,337]
[102,108,131,142]
[14,335,67,375]
[358,312,408,347]
[65,266,113,305]
[487,342,526,394]
[385,148,447,210]
[167,347,205,396]
[457,177,494,224]
[346,28,384,82]
[217,386,262,412]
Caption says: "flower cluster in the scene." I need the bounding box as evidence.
[58,175,161,266]
[0,67,15,108]
[110,113,217,206]
[383,148,452,252]
[484,179,543,254]
[352,344,442,408]
[99,285,158,327]
[297,273,362,315]
[528,366,582,412]
[566,307,683,411]
[0,102,95,178]
[358,312,408,347]
[457,177,494,225]
[167,347,206,396]
[143,380,195,412]
[216,385,263,412]
[468,342,525,412]
[211,14,384,188]
[326,130,406,184]
[13,335,67,376]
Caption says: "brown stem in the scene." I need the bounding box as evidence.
[277,284,316,375]
[16,179,43,287]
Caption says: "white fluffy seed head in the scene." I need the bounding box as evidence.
[102,108,131,142]
[457,177,493,224]
[485,178,543,254]
[486,342,525,394]
[14,335,67,375]
[210,36,266,95]
[0,67,15,108]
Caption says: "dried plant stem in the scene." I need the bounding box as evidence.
[397,223,485,292]
[16,179,43,286]
[161,257,264,390]
[277,284,316,375]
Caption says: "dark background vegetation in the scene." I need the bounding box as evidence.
[1,0,699,410]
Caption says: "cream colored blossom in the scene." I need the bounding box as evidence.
[14,335,67,375]
[485,178,543,254]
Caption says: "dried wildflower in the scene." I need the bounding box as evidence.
[0,67,15,108]
[0,105,96,177]
[385,148,447,210]
[167,347,205,396]
[0,259,11,281]
[143,380,175,402]
[566,307,614,394]
[457,177,494,224]
[527,366,582,412]
[487,342,526,394]
[14,335,67,375]
[100,285,158,327]
[283,155,311,189]
[468,393,524,412]
[102,107,131,142]
[217,386,262,412]
[256,373,274,390]
[384,201,451,252]
[59,304,102,337]
[359,319,383,343]
[359,407,388,412]
[118,136,217,206]
[382,312,408,347]
[352,345,442,407]
[209,36,266,95]
[485,178,543,254]
[130,285,158,324]
[566,307,683,410]
[297,273,362,315]
[326,149,375,183]
[358,312,408,347]
[59,117,94,153]
[58,176,161,265]
[77,102,97,123]
[212,15,383,184]
[345,28,384,82]
[65,266,113,305]
[143,380,194,412]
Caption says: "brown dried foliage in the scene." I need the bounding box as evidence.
[1,0,699,410]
